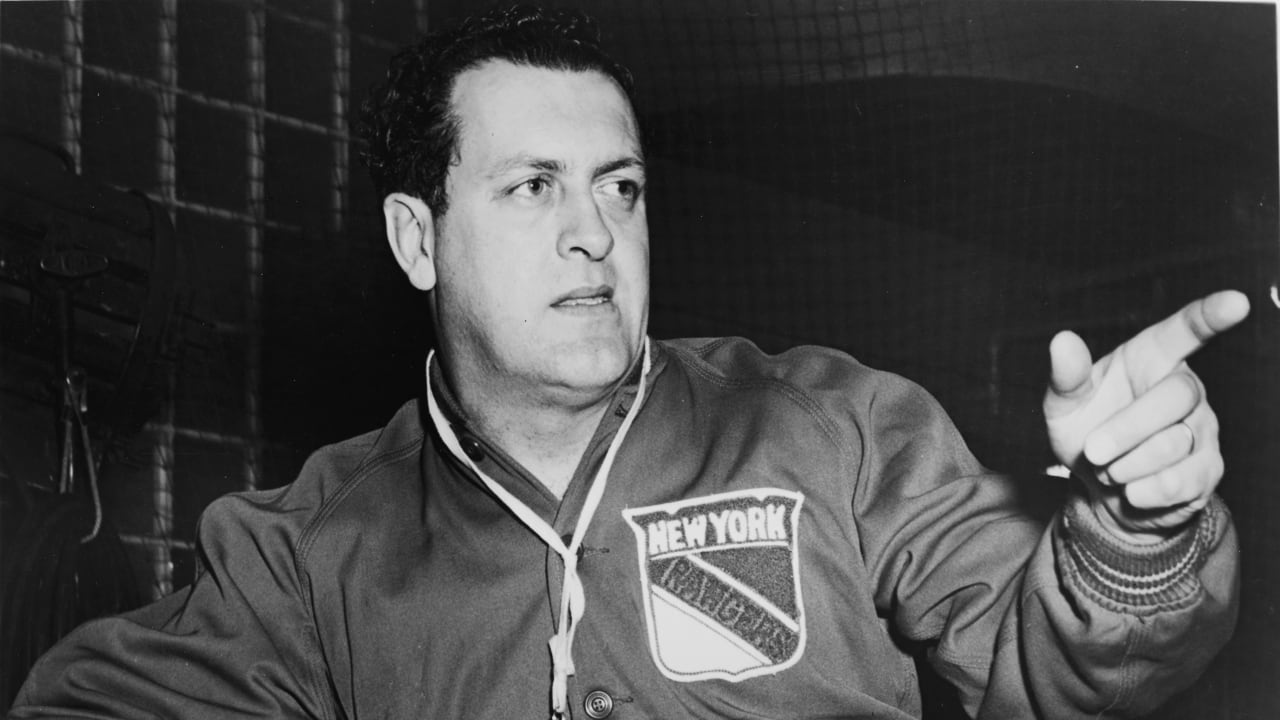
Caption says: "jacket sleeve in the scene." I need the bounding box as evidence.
[7,490,334,720]
[852,373,1238,719]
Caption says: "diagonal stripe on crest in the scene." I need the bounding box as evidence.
[650,553,801,664]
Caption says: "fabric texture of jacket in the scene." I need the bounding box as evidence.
[10,337,1238,719]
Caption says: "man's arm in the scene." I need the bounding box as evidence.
[855,292,1245,718]
[7,490,333,720]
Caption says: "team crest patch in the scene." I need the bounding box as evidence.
[623,488,805,682]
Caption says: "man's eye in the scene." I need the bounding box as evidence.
[604,179,642,201]
[512,177,550,197]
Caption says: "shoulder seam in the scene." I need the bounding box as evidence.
[287,432,423,719]
[294,435,425,569]
[667,341,852,458]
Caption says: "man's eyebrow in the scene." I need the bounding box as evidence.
[484,155,565,179]
[483,154,645,180]
[595,156,646,177]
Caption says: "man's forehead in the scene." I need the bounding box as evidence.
[449,60,641,171]
[451,58,629,106]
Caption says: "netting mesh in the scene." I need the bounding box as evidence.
[0,1,1276,717]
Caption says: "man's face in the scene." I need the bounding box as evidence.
[432,60,649,405]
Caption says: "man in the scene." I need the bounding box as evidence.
[10,6,1248,719]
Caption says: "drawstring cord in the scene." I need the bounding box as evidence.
[424,339,653,719]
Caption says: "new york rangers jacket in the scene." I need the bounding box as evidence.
[10,337,1238,719]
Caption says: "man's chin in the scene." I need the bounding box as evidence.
[543,341,639,395]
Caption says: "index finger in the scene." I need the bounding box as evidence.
[1126,290,1250,374]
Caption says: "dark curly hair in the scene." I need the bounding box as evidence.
[358,5,635,217]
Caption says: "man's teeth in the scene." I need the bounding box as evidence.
[561,296,608,306]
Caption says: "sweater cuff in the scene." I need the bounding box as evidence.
[1058,493,1224,612]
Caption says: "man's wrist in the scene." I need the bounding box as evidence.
[1086,496,1183,545]
[1058,492,1221,611]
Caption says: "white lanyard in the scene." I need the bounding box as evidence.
[423,339,652,719]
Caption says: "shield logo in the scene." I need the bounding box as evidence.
[623,488,806,682]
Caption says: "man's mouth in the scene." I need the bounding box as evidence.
[554,286,614,307]
[559,296,609,306]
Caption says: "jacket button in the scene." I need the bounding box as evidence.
[459,436,484,462]
[583,689,614,719]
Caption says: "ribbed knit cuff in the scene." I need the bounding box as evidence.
[1058,494,1223,613]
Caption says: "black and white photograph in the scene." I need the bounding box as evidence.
[1,1,1277,718]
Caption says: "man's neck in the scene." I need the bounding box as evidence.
[473,394,611,499]
[439,366,620,500]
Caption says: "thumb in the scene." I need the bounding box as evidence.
[1045,330,1094,418]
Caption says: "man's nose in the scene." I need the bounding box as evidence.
[557,191,615,260]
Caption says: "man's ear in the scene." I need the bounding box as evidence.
[383,192,437,291]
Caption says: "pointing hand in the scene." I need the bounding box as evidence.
[1043,290,1250,542]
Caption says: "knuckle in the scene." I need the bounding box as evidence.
[1125,483,1157,510]
[1132,470,1193,509]
[1126,477,1162,509]
[1203,411,1220,439]
[1152,473,1184,506]
[1162,427,1187,456]
[1207,452,1225,482]
[1174,371,1202,408]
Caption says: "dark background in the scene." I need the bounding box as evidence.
[1,1,1276,717]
